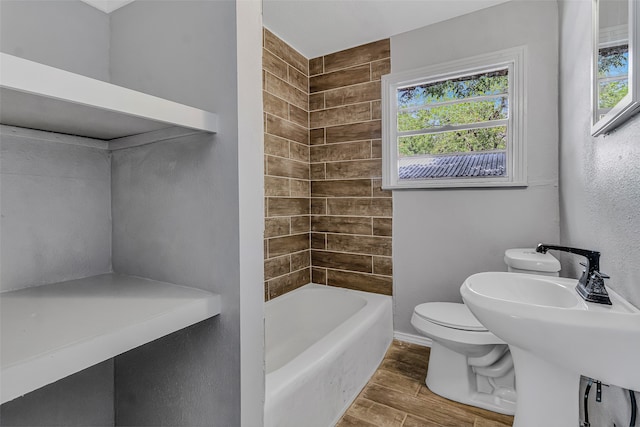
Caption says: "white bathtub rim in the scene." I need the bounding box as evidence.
[265,283,392,406]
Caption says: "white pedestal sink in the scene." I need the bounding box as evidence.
[460,272,640,427]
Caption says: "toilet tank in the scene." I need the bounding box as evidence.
[504,248,560,277]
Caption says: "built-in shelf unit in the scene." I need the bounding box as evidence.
[1,274,221,404]
[0,52,218,148]
[0,53,221,404]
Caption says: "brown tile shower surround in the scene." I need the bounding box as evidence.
[309,38,392,296]
[263,30,393,300]
[263,29,311,300]
[338,341,514,427]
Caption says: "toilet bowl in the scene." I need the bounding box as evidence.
[411,248,560,415]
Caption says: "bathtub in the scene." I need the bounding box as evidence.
[264,283,393,427]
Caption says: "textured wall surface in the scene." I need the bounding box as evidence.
[110,1,250,425]
[0,1,113,418]
[559,0,640,423]
[262,29,311,300]
[0,361,115,427]
[0,130,112,292]
[309,40,393,295]
[391,0,560,335]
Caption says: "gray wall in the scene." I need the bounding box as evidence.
[0,131,113,425]
[0,2,114,424]
[559,0,640,423]
[0,0,110,81]
[0,131,112,292]
[1,1,264,425]
[109,1,251,425]
[0,361,114,427]
[391,0,560,335]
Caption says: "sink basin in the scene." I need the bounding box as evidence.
[461,272,640,427]
[466,274,583,308]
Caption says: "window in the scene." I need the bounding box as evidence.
[382,47,526,189]
[597,25,629,120]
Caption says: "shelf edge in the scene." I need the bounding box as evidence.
[0,284,221,404]
[0,53,219,135]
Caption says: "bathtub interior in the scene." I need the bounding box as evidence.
[265,285,367,374]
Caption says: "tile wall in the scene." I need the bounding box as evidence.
[308,40,393,296]
[263,29,311,300]
[263,32,393,299]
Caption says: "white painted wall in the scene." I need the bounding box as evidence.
[559,0,640,423]
[391,0,560,335]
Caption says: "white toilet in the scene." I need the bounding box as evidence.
[411,248,560,415]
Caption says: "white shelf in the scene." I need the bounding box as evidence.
[0,53,218,142]
[0,273,221,404]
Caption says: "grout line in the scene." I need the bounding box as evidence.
[312,94,384,111]
[264,154,309,167]
[316,55,391,75]
[309,138,376,147]
[264,70,309,101]
[265,265,312,283]
[317,266,392,279]
[264,111,309,134]
[314,56,391,77]
[262,45,309,78]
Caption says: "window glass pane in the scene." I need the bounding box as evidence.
[397,97,508,131]
[597,44,629,110]
[397,69,508,109]
[598,45,628,78]
[398,126,507,157]
[598,79,628,109]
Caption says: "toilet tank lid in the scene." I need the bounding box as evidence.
[414,302,488,332]
[504,248,561,272]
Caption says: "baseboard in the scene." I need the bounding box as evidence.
[393,331,432,347]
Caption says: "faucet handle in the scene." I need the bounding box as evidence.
[593,270,610,280]
[579,262,610,279]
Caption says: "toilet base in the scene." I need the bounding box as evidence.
[426,341,516,415]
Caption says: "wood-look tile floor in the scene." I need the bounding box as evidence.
[336,340,514,427]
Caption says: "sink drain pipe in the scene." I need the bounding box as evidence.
[582,378,593,427]
[630,390,637,427]
[583,382,637,427]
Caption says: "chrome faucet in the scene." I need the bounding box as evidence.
[535,243,612,305]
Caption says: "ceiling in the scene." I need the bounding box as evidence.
[262,0,512,59]
[80,0,134,13]
[80,0,512,59]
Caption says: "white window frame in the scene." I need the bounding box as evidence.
[382,46,527,189]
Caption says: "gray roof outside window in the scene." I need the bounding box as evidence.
[398,151,506,180]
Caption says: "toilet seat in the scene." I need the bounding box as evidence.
[414,302,488,331]
[411,306,504,347]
